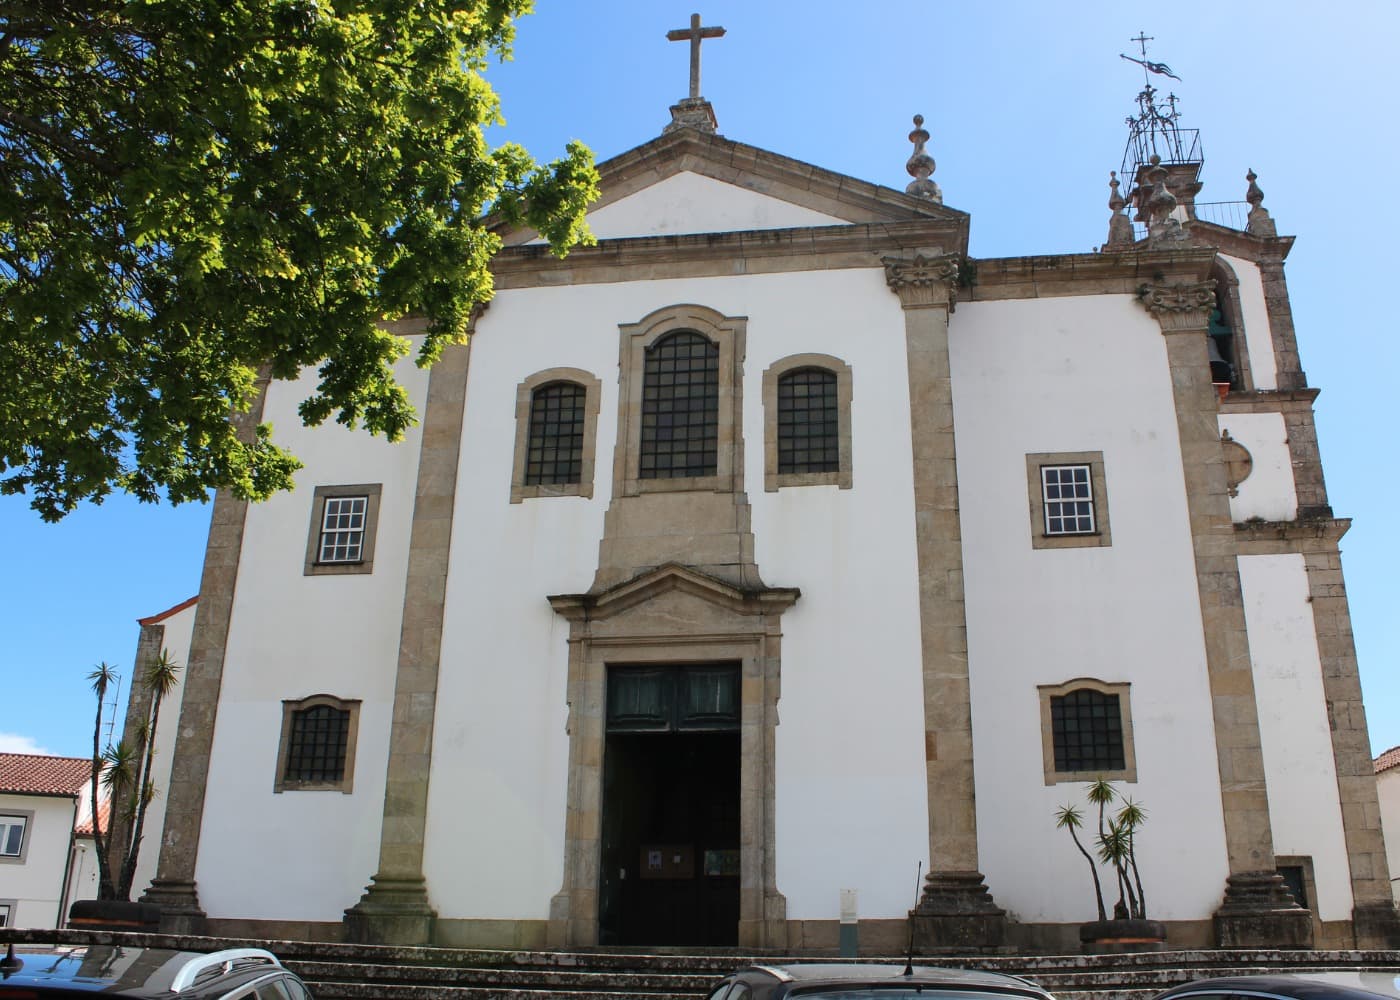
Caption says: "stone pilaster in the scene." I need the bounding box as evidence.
[1136,278,1311,948]
[1257,255,1308,392]
[1304,538,1400,946]
[106,618,166,888]
[141,374,270,934]
[344,334,476,946]
[883,254,1005,950]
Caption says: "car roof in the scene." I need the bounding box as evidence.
[1159,973,1400,1000]
[0,944,292,998]
[736,963,1048,992]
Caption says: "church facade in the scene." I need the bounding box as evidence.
[127,79,1399,954]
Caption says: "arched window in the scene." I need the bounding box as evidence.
[525,381,587,486]
[777,368,839,474]
[275,695,361,792]
[1037,679,1135,784]
[640,330,719,479]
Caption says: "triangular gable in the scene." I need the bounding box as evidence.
[502,128,966,246]
[548,562,799,622]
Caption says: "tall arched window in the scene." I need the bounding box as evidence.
[777,368,839,474]
[640,330,719,479]
[1037,679,1135,784]
[526,381,587,486]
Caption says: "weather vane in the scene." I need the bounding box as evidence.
[1120,32,1181,82]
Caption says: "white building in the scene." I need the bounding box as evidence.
[130,76,1398,954]
[0,753,95,928]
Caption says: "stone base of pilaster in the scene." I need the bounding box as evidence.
[1352,900,1400,948]
[140,878,208,935]
[1213,871,1313,948]
[910,870,1007,951]
[344,875,437,946]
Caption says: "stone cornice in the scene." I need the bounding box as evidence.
[1136,278,1217,331]
[490,219,963,290]
[966,248,1217,301]
[1219,387,1321,414]
[1184,219,1295,264]
[883,253,960,309]
[548,562,799,623]
[1235,517,1351,555]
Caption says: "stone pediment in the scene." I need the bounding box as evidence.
[547,562,799,624]
[498,128,968,246]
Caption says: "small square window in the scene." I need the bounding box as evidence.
[304,484,382,576]
[1026,452,1111,550]
[0,816,26,857]
[1038,680,1136,784]
[0,901,12,926]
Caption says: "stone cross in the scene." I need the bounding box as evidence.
[667,13,725,99]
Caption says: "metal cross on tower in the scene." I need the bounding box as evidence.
[666,13,725,99]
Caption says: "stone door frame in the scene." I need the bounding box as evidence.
[548,565,796,948]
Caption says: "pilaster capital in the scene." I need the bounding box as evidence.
[1136,279,1217,332]
[883,253,960,310]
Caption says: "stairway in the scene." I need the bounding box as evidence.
[4,928,1400,1000]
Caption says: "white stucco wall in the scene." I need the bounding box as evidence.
[951,293,1232,924]
[578,172,848,240]
[194,345,430,921]
[1222,255,1277,390]
[1376,767,1400,901]
[1220,412,1297,522]
[130,599,198,900]
[1239,553,1353,919]
[425,265,929,923]
[0,792,79,928]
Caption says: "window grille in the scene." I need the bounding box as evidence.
[1041,464,1096,535]
[525,382,586,485]
[318,496,367,563]
[640,331,719,479]
[284,706,350,783]
[777,368,839,474]
[1051,689,1125,772]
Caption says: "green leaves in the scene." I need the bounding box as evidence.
[1,0,598,519]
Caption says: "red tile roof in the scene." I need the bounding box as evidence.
[74,797,110,837]
[1376,746,1400,775]
[0,753,90,796]
[137,594,198,626]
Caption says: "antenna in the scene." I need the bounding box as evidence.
[100,672,123,747]
[903,860,922,977]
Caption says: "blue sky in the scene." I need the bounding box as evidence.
[3,2,1397,762]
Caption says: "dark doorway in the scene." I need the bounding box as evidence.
[599,664,741,946]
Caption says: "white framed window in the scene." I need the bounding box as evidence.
[1025,451,1112,550]
[1041,464,1095,535]
[0,814,28,859]
[304,484,382,576]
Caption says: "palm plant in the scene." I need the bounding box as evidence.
[86,662,119,900]
[87,649,182,901]
[1056,780,1149,922]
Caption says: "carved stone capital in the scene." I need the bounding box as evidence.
[1136,278,1217,331]
[883,253,959,310]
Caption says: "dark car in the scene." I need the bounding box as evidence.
[707,963,1056,1000]
[1154,975,1400,1000]
[0,943,312,999]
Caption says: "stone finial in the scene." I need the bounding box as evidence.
[905,115,943,203]
[1105,171,1134,250]
[1245,168,1277,238]
[1144,155,1187,244]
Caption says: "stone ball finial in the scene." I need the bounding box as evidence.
[1246,168,1264,207]
[905,113,942,203]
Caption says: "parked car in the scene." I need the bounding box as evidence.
[1153,976,1400,1000]
[0,943,312,999]
[707,963,1056,1000]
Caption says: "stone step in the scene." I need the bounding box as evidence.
[286,960,714,993]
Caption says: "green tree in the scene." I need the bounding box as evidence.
[1,0,598,521]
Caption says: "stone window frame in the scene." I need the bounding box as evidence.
[612,304,747,498]
[274,694,362,793]
[0,900,14,926]
[1275,854,1322,936]
[0,810,33,864]
[762,353,854,492]
[1026,451,1112,550]
[510,367,603,503]
[1037,678,1137,785]
[303,484,382,576]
